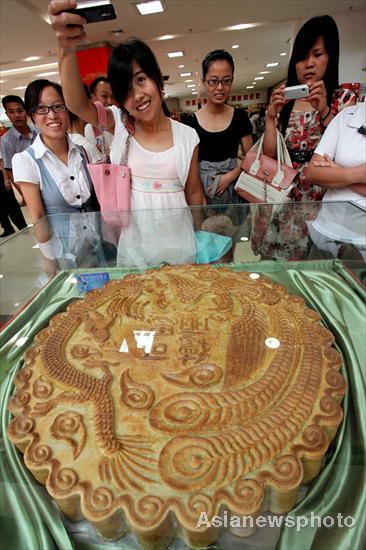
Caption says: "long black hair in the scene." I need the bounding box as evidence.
[108,38,165,114]
[279,15,339,134]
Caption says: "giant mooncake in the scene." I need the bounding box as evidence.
[8,265,347,548]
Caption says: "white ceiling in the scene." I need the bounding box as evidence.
[1,0,365,101]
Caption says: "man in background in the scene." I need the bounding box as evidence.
[0,150,27,237]
[1,95,38,206]
[84,77,114,154]
[89,76,114,106]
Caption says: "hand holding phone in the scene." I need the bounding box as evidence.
[67,0,116,23]
[48,0,88,53]
[284,85,309,100]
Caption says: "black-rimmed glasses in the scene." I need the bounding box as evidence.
[34,104,67,114]
[205,78,233,88]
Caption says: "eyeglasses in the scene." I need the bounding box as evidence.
[205,78,233,87]
[34,104,67,114]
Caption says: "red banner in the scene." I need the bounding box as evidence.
[76,43,112,85]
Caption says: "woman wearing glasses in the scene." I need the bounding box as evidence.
[185,50,253,207]
[12,79,100,272]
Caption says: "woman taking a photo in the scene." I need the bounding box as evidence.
[48,0,205,267]
[251,15,357,260]
[185,49,253,206]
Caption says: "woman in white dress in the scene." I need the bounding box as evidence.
[48,0,205,268]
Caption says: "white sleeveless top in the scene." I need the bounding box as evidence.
[108,108,199,268]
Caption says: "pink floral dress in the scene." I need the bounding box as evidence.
[251,88,357,260]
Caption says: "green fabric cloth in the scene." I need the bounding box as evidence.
[0,261,365,550]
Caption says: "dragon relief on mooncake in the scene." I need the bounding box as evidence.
[7,265,346,546]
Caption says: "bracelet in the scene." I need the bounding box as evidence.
[320,107,331,122]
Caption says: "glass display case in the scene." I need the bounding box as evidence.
[0,202,365,550]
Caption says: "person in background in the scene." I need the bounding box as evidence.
[0,150,27,237]
[12,79,100,273]
[84,77,114,155]
[68,84,103,163]
[184,49,252,207]
[251,15,357,261]
[306,101,366,261]
[89,76,114,106]
[253,107,266,143]
[1,95,38,206]
[48,0,205,268]
[250,110,259,135]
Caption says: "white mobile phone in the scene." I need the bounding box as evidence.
[67,0,116,23]
[284,84,309,100]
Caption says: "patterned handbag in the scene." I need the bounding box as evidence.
[87,101,132,227]
[235,130,297,205]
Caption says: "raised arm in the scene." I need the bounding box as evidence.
[263,84,287,158]
[48,1,115,132]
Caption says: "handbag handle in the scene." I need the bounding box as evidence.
[120,112,131,166]
[248,130,293,185]
[92,101,131,166]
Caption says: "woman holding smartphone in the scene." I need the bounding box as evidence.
[48,0,205,267]
[252,15,357,260]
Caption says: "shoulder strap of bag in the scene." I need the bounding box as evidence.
[91,101,108,138]
[276,130,292,167]
[75,144,94,191]
[120,111,132,166]
[76,144,90,164]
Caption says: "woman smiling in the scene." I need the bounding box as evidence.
[12,79,100,272]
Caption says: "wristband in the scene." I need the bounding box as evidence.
[320,107,331,122]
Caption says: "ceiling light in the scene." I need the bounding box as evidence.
[178,64,184,68]
[280,52,287,56]
[223,23,262,31]
[0,80,5,83]
[109,29,124,35]
[179,72,192,77]
[167,51,184,58]
[232,44,239,49]
[186,84,195,88]
[37,71,58,77]
[185,79,193,82]
[23,56,41,62]
[1,62,58,76]
[192,91,197,95]
[266,62,279,68]
[252,82,256,85]
[246,85,255,89]
[158,34,175,40]
[13,86,27,90]
[254,76,264,80]
[135,1,166,15]
[259,71,270,74]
